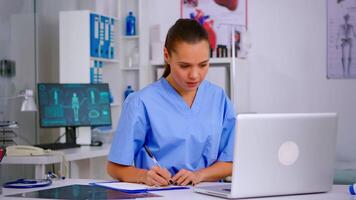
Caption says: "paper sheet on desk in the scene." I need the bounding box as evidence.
[91,181,190,193]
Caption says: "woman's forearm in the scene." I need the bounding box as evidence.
[107,161,147,183]
[197,161,232,182]
[107,161,232,184]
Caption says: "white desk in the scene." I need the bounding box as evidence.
[0,179,352,200]
[2,144,111,179]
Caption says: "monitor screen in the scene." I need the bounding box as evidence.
[37,83,112,128]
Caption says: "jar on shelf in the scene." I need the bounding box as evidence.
[127,46,139,68]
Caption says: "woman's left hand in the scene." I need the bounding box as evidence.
[172,169,203,186]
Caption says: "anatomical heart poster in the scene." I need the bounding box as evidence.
[181,0,247,58]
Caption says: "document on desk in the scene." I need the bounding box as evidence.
[90,181,190,193]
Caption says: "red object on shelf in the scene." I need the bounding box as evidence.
[203,20,216,50]
[191,9,217,50]
[214,0,238,11]
[0,147,5,162]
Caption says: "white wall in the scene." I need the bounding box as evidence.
[248,0,356,167]
[146,0,356,168]
[145,0,180,43]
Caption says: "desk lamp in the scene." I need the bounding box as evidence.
[0,89,37,112]
[18,89,37,112]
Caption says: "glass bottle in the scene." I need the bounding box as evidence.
[125,11,136,36]
[124,85,134,100]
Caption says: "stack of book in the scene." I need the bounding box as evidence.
[0,121,18,146]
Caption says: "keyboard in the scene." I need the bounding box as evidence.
[35,143,81,150]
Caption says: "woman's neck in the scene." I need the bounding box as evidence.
[165,76,197,108]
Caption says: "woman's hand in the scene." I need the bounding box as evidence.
[142,166,172,186]
[172,169,203,186]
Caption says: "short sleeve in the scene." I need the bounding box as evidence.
[217,96,237,162]
[108,93,149,166]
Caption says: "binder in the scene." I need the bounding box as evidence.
[100,15,109,58]
[104,16,110,59]
[90,60,103,83]
[90,60,95,83]
[109,18,115,59]
[98,15,105,58]
[96,61,103,83]
[90,13,100,58]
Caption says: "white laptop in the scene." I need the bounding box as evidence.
[194,113,338,199]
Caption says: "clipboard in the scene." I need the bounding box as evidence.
[90,181,190,194]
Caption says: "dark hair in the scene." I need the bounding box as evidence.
[162,18,209,78]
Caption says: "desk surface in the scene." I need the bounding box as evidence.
[1,179,352,200]
[2,144,111,165]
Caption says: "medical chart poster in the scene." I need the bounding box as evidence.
[327,0,356,79]
[181,0,247,58]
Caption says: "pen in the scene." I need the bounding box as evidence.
[144,145,174,185]
[350,183,356,195]
[144,145,162,168]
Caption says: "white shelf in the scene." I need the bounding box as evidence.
[120,35,139,40]
[150,59,164,66]
[150,57,235,66]
[121,67,140,71]
[90,57,119,63]
[110,102,121,107]
[210,57,233,64]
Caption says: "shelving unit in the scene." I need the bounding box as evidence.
[150,58,234,95]
[117,0,143,99]
[148,24,250,113]
[149,57,250,113]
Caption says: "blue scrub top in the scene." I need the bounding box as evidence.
[108,78,236,175]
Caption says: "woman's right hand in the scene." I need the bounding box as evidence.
[142,166,172,186]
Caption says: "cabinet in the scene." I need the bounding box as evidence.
[59,10,120,144]
[59,10,120,100]
[59,1,145,143]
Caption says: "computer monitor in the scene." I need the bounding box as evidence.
[37,83,112,146]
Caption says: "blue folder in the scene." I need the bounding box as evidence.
[98,15,105,58]
[90,13,100,58]
[109,18,115,59]
[100,15,110,58]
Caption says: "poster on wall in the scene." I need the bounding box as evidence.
[181,0,247,58]
[327,0,356,79]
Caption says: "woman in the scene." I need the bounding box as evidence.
[107,19,236,186]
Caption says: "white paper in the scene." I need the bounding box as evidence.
[94,181,189,191]
[97,182,149,190]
